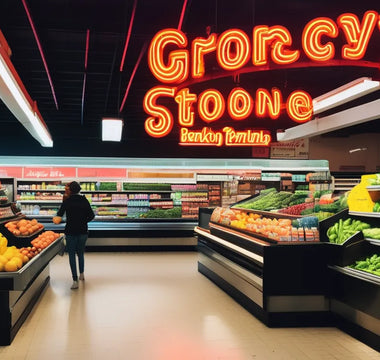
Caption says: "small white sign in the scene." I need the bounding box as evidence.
[270,138,309,159]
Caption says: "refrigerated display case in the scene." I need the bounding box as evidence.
[195,179,380,351]
[322,177,380,352]
[196,206,331,327]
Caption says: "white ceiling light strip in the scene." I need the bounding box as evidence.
[0,31,53,147]
[313,77,380,115]
[277,97,380,141]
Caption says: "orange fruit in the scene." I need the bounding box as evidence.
[0,262,4,272]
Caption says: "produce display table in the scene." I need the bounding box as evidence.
[0,237,64,345]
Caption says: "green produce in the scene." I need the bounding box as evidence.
[362,228,380,239]
[319,202,340,213]
[368,174,380,185]
[123,183,171,191]
[140,207,181,218]
[327,218,370,244]
[309,212,335,221]
[98,182,117,191]
[350,253,380,277]
[373,202,380,212]
[235,189,307,211]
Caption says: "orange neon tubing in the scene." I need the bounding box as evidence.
[286,90,312,123]
[253,25,299,66]
[191,33,217,79]
[227,87,254,120]
[148,29,189,84]
[216,29,251,71]
[338,11,378,60]
[255,88,282,119]
[175,88,197,127]
[143,86,176,137]
[198,89,225,123]
[302,17,338,62]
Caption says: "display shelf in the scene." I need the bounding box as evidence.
[17,188,65,192]
[366,238,380,246]
[91,202,128,206]
[366,185,380,191]
[17,200,62,204]
[81,190,173,193]
[349,211,380,218]
[329,265,380,286]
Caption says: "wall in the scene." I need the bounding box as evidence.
[309,133,379,173]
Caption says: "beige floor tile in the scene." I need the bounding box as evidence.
[0,251,379,360]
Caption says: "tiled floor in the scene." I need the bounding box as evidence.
[1,251,380,360]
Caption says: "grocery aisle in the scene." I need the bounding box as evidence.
[0,251,379,360]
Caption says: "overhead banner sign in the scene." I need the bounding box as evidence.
[144,10,380,147]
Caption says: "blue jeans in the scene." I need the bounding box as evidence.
[65,234,88,281]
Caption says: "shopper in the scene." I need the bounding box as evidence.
[53,181,95,290]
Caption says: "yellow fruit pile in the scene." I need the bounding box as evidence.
[0,233,29,272]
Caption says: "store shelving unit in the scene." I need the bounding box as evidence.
[331,173,361,192]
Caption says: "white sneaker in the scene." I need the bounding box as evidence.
[71,281,79,289]
[79,273,85,281]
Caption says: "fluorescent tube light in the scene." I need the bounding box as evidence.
[277,97,380,142]
[313,77,380,115]
[102,118,123,141]
[349,147,367,154]
[0,31,53,147]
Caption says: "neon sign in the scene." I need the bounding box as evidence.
[144,10,380,147]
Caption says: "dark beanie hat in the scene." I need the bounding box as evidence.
[69,181,81,194]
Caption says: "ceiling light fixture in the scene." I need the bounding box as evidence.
[313,77,380,115]
[102,118,123,142]
[349,147,367,154]
[0,31,53,147]
[276,97,380,142]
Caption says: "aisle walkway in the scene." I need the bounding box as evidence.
[1,252,379,360]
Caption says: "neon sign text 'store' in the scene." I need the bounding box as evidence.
[143,10,380,146]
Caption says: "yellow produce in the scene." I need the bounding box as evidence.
[10,256,22,269]
[0,233,7,255]
[3,246,18,261]
[4,260,18,272]
[0,254,7,265]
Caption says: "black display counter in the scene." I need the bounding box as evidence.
[43,219,198,250]
[196,224,331,327]
[195,208,380,352]
[0,237,64,345]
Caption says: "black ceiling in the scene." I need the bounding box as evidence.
[0,0,379,158]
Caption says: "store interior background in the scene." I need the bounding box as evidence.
[0,0,378,177]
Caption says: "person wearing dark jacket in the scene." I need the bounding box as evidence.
[53,181,95,289]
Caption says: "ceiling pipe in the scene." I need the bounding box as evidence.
[119,0,137,72]
[119,42,147,113]
[81,29,90,125]
[21,0,59,110]
[178,0,189,30]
